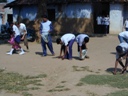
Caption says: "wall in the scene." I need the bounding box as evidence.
[109,4,123,34]
[53,3,93,35]
[13,5,37,22]
[7,0,15,3]
[12,3,93,37]
[4,7,12,24]
[0,3,12,33]
[123,4,128,28]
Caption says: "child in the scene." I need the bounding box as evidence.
[56,33,75,60]
[8,34,19,50]
[113,42,128,75]
[118,31,128,43]
[76,34,89,60]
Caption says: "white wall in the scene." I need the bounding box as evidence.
[109,4,123,34]
[55,3,92,19]
[13,6,37,22]
[7,0,15,3]
[4,8,12,24]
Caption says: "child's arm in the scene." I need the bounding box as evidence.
[79,46,82,59]
[21,30,27,40]
[62,46,68,60]
[113,59,119,75]
[58,45,63,58]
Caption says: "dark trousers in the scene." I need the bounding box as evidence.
[41,34,54,55]
[61,39,75,59]
[105,25,109,34]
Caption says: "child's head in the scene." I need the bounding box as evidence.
[42,15,48,22]
[15,22,20,28]
[84,37,89,43]
[116,46,123,54]
[56,38,61,44]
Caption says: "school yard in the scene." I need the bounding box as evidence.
[0,35,127,96]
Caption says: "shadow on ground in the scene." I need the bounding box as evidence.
[106,68,122,73]
[110,52,116,55]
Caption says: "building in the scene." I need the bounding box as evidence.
[0,2,12,33]
[4,0,128,35]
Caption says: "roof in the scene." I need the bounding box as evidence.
[4,0,128,8]
[4,0,39,8]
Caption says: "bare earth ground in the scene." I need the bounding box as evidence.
[0,35,123,96]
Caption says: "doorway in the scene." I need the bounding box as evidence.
[93,2,110,34]
[47,9,55,21]
[7,14,13,23]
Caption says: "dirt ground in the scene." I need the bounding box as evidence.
[0,35,123,96]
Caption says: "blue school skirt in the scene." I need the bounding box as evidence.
[14,35,21,44]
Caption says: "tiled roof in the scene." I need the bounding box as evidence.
[4,0,128,8]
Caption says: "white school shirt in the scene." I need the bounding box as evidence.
[119,31,128,39]
[19,23,27,35]
[61,33,75,46]
[116,42,128,59]
[13,25,20,37]
[41,20,51,33]
[104,17,109,25]
[124,20,128,28]
[76,34,89,46]
[96,16,102,25]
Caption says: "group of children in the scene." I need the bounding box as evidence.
[6,22,29,55]
[7,20,128,75]
[39,15,89,60]
[7,15,128,75]
[56,33,89,60]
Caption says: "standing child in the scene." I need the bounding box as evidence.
[56,33,75,60]
[76,34,89,60]
[40,15,55,56]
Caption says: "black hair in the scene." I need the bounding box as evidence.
[56,38,61,44]
[15,22,20,25]
[84,37,89,43]
[42,14,48,18]
[116,46,123,53]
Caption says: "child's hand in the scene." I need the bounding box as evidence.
[122,56,126,59]
[21,37,24,40]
